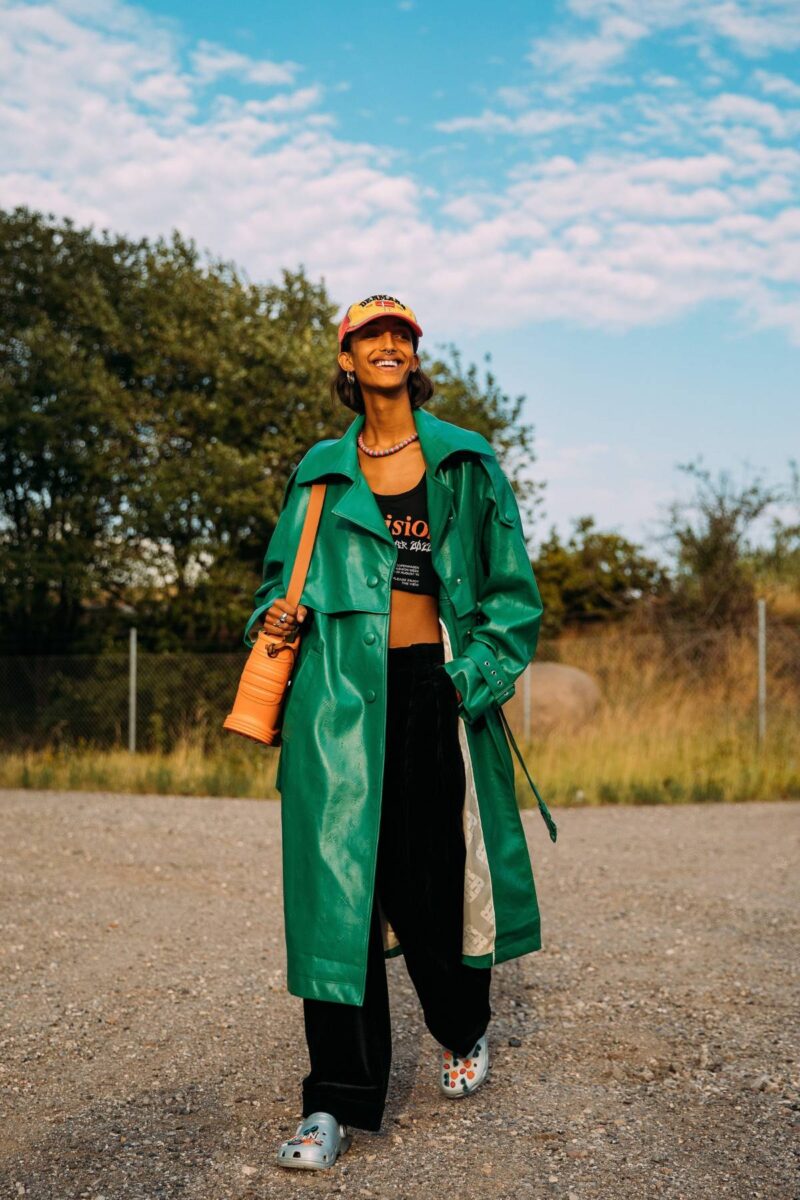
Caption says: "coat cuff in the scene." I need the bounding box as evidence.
[440,640,516,723]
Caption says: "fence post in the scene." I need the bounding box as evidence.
[757,599,766,748]
[523,662,532,743]
[129,626,137,753]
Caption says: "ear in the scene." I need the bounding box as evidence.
[338,349,354,372]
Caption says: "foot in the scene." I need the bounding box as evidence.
[276,1111,352,1170]
[439,1033,489,1097]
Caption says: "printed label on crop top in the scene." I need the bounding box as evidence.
[384,511,431,589]
[372,476,439,595]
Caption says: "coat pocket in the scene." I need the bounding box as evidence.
[300,553,393,614]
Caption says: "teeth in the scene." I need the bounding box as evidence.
[376,360,399,366]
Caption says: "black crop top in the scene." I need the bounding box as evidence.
[371,473,439,596]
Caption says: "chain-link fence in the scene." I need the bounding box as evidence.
[2,616,797,755]
[0,649,242,752]
[507,617,800,740]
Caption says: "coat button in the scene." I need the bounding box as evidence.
[365,689,376,703]
[455,576,462,584]
[363,632,376,645]
[367,574,379,587]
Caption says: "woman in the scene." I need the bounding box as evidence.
[243,294,557,1170]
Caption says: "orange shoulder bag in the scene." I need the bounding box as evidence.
[223,482,327,745]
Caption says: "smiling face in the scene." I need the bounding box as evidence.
[338,315,420,392]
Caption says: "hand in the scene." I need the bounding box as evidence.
[258,598,307,638]
[433,666,462,705]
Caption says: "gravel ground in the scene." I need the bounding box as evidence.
[1,789,798,1200]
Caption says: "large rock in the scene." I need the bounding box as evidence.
[522,662,602,735]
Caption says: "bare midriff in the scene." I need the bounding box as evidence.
[359,445,442,649]
[387,592,442,648]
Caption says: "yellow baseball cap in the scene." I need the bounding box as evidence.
[337,294,423,347]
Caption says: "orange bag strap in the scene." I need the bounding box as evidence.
[285,482,327,609]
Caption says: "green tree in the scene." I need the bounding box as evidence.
[421,346,544,528]
[660,459,781,628]
[1,206,541,653]
[748,459,800,622]
[532,516,667,636]
[119,247,342,651]
[0,208,345,652]
[0,206,144,653]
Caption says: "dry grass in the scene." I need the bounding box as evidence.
[0,737,280,801]
[515,707,797,807]
[506,627,799,806]
[3,627,797,807]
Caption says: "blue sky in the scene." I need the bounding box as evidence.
[1,0,798,551]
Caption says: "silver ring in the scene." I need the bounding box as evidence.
[278,612,289,624]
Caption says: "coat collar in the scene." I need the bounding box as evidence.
[294,405,489,485]
[294,405,492,557]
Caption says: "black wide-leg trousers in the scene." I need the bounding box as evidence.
[301,641,493,1132]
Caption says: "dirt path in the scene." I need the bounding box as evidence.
[1,790,797,1199]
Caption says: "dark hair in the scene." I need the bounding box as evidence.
[330,332,435,413]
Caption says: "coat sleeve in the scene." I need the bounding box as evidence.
[242,464,305,649]
[439,456,543,724]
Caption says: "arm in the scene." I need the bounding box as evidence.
[440,457,543,724]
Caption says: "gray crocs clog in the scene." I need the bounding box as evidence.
[439,1033,490,1097]
[276,1111,352,1170]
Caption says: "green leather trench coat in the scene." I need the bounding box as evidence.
[243,405,557,1006]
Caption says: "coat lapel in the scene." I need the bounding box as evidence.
[333,471,396,547]
[424,471,454,561]
[294,406,488,555]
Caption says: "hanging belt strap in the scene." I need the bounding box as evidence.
[496,706,558,843]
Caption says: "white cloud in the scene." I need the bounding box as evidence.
[244,86,323,115]
[705,1,800,56]
[628,153,732,183]
[529,12,647,87]
[646,72,681,88]
[434,108,595,136]
[753,69,800,102]
[440,195,488,224]
[189,40,298,87]
[707,92,800,138]
[1,0,799,350]
[130,70,193,113]
[737,280,800,342]
[563,223,603,246]
[526,0,800,91]
[496,86,533,109]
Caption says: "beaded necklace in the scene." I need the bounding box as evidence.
[357,431,420,457]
